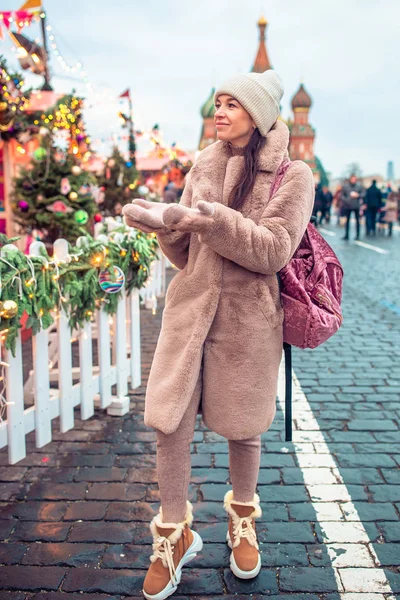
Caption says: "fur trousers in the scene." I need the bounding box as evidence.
[156,367,262,523]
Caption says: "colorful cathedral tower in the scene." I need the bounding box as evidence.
[289,83,317,175]
[198,87,216,150]
[252,16,272,72]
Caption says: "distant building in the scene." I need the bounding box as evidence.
[288,84,319,181]
[251,16,272,72]
[387,160,395,183]
[199,87,216,150]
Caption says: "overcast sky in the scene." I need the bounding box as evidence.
[4,0,399,179]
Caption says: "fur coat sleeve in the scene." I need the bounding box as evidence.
[198,160,315,275]
[156,172,193,269]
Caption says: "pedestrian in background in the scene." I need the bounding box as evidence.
[364,179,382,236]
[341,174,365,240]
[322,185,333,224]
[163,182,178,204]
[123,69,314,599]
[383,191,398,236]
[332,184,343,225]
[312,183,326,227]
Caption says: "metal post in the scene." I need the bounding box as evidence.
[40,8,53,91]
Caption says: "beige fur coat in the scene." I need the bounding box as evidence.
[144,120,314,440]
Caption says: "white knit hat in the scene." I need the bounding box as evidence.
[214,70,284,137]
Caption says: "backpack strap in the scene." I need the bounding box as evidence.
[271,160,293,443]
[269,159,292,201]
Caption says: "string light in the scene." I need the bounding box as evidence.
[44,20,88,83]
[0,65,27,115]
[91,253,104,267]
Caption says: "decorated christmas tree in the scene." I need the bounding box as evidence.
[0,54,29,141]
[98,145,139,215]
[12,134,99,244]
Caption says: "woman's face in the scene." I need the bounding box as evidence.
[214,94,255,146]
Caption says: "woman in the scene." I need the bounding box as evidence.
[332,184,343,226]
[383,191,398,236]
[123,69,314,600]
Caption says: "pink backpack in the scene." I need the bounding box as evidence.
[272,160,344,349]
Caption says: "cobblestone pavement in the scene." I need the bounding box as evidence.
[0,222,399,599]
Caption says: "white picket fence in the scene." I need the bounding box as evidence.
[0,239,166,465]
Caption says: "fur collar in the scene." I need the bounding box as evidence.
[257,120,290,173]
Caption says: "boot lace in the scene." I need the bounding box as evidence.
[232,516,258,548]
[151,536,177,584]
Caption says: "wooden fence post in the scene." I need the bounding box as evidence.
[129,289,141,389]
[107,289,129,416]
[1,244,25,463]
[53,238,74,433]
[79,320,95,421]
[95,307,112,410]
[29,241,52,448]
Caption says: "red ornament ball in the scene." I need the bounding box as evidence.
[94,213,102,223]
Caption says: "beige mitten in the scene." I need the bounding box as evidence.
[122,199,169,233]
[162,201,215,233]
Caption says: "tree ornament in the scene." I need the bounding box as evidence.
[54,150,66,164]
[107,158,116,168]
[138,185,149,196]
[74,209,89,225]
[17,131,31,145]
[47,201,73,214]
[39,127,51,137]
[98,266,125,293]
[106,167,111,180]
[37,194,44,202]
[90,185,105,205]
[94,213,102,223]
[18,200,29,212]
[60,177,71,195]
[22,180,33,191]
[0,300,18,319]
[69,191,78,201]
[71,165,81,176]
[117,170,124,187]
[79,184,90,195]
[33,147,47,162]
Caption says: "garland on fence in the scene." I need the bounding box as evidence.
[0,227,159,355]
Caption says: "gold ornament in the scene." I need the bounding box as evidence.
[0,300,18,319]
[71,165,81,176]
[69,191,78,201]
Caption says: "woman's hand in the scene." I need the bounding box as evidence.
[122,199,168,233]
[162,200,215,233]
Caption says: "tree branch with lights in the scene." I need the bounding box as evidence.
[0,226,159,355]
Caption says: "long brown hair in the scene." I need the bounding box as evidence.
[229,128,264,211]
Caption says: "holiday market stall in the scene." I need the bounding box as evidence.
[135,124,195,196]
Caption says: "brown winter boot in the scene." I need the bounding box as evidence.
[224,490,262,579]
[143,501,203,600]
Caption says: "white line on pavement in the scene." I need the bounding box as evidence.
[353,240,390,254]
[320,228,337,237]
[276,362,395,595]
